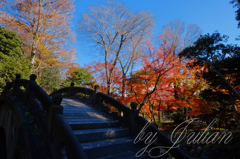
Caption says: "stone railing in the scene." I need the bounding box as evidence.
[52,83,190,159]
[2,74,51,110]
[50,82,95,105]
[0,75,87,159]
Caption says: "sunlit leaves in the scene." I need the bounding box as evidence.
[0,0,76,73]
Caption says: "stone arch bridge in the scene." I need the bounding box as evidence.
[0,74,189,159]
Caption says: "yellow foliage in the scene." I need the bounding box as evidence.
[0,0,76,73]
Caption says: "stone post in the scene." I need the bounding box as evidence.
[94,85,99,93]
[68,82,74,96]
[16,74,21,79]
[129,102,139,135]
[30,74,36,82]
[24,74,37,102]
[93,85,99,106]
[48,94,63,138]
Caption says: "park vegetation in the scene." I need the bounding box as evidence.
[0,0,240,132]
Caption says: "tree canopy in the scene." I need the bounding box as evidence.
[0,0,76,74]
[62,67,96,88]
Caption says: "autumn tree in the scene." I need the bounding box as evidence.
[0,0,76,74]
[78,0,155,95]
[84,62,108,92]
[84,61,122,94]
[125,33,209,124]
[127,68,173,123]
[128,35,179,112]
[128,60,208,122]
[157,20,203,120]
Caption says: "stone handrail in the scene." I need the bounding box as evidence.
[95,92,130,113]
[1,74,52,110]
[48,96,88,159]
[53,114,88,159]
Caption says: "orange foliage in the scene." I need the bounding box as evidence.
[0,0,76,72]
[125,33,210,118]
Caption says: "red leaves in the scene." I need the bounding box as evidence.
[124,32,209,117]
[84,62,122,94]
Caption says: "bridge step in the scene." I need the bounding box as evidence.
[63,112,109,118]
[69,121,120,130]
[81,137,138,159]
[74,127,130,142]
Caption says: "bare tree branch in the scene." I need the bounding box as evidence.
[78,0,155,95]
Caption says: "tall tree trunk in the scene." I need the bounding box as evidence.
[121,74,126,101]
[229,89,240,126]
[105,50,111,95]
[30,37,38,68]
[31,1,41,70]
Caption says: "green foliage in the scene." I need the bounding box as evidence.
[0,27,31,92]
[179,33,239,67]
[62,68,95,88]
[37,68,62,94]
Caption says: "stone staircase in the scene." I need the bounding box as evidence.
[62,98,157,159]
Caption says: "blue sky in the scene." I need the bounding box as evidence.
[71,0,239,67]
